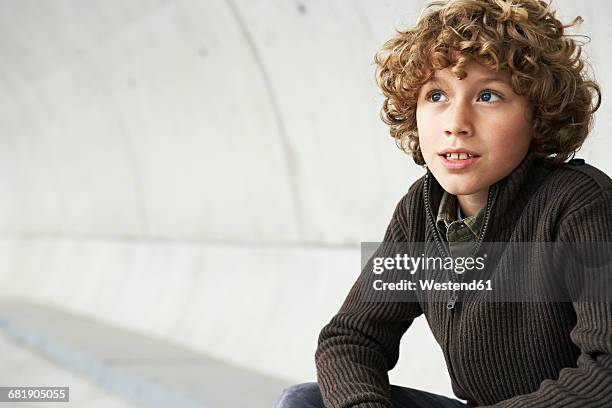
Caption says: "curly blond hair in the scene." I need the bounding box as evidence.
[374,0,601,167]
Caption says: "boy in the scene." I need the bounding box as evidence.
[275,0,611,407]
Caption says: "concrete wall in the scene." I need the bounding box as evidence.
[0,0,610,399]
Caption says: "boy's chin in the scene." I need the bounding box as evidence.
[429,168,489,196]
[439,182,485,197]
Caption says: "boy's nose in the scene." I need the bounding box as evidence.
[444,101,474,137]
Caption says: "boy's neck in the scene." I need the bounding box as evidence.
[456,187,489,217]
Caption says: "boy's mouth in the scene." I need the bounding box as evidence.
[439,152,480,161]
[438,149,482,170]
[438,149,481,161]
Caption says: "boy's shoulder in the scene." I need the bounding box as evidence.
[392,174,426,215]
[543,158,612,193]
[399,173,427,207]
[538,158,612,214]
[557,158,612,186]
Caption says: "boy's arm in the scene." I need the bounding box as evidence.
[482,190,612,408]
[315,194,423,408]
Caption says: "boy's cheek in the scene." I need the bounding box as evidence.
[419,144,435,166]
[417,141,437,161]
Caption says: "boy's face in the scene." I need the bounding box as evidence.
[416,61,533,201]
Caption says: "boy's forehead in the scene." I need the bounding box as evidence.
[428,62,511,85]
[427,74,511,87]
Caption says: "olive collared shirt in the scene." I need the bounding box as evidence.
[435,191,485,258]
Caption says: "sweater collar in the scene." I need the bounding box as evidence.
[425,151,543,242]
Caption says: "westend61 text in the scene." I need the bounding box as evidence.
[373,279,493,291]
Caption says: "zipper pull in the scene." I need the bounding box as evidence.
[447,292,457,309]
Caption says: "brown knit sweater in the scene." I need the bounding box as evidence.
[315,152,612,407]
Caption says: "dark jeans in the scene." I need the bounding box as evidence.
[274,382,467,408]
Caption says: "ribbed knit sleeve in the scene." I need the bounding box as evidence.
[315,193,424,408]
[482,190,612,408]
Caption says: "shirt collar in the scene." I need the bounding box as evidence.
[436,191,485,239]
[435,191,457,232]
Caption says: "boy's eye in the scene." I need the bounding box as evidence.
[477,90,502,103]
[425,89,503,103]
[428,91,447,103]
